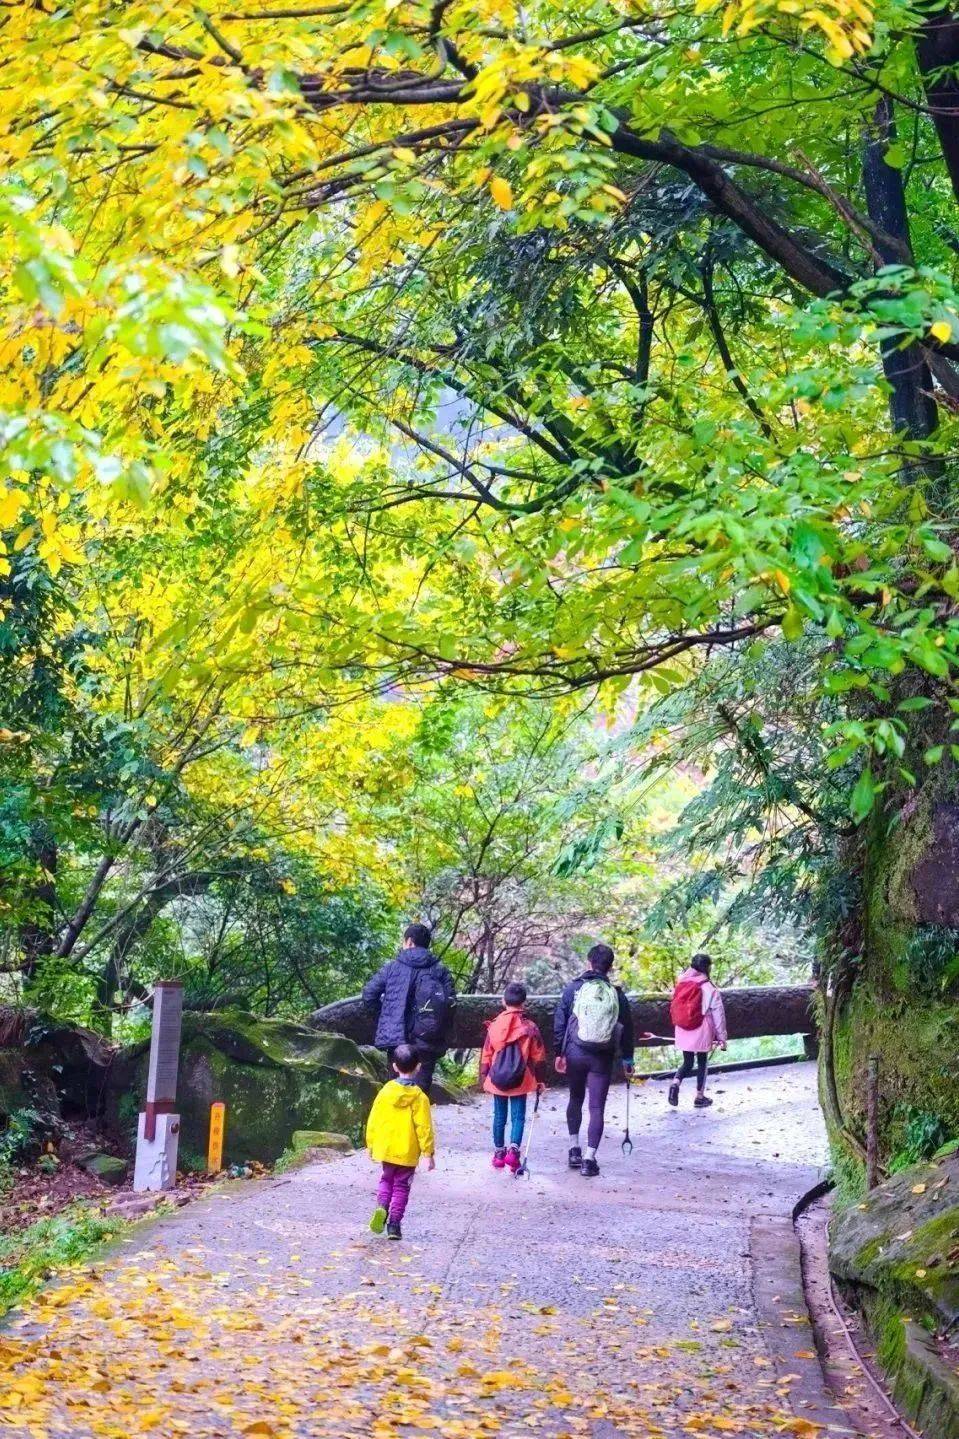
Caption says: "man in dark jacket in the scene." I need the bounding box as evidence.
[361,923,456,1096]
[554,943,634,1178]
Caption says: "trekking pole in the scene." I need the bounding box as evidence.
[515,1091,540,1179]
[622,1074,633,1157]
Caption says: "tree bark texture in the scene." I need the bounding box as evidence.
[310,984,817,1055]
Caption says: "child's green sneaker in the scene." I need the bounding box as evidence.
[369,1205,388,1235]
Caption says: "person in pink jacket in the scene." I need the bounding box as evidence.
[668,953,727,1109]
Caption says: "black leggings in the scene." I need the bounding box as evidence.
[675,1051,708,1089]
[565,1045,612,1150]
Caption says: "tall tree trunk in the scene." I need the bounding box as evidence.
[820,96,955,1188]
[916,5,959,206]
[862,97,937,442]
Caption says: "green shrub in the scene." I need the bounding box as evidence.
[0,1206,128,1317]
[0,1106,46,1165]
[177,1148,208,1175]
[437,1055,476,1092]
[897,927,959,998]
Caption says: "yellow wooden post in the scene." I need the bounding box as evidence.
[207,1101,226,1173]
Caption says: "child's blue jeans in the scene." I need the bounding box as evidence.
[492,1093,527,1148]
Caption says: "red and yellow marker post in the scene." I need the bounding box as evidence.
[207,1101,226,1173]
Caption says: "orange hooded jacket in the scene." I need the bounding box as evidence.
[479,1008,548,1097]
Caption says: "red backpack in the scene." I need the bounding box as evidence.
[670,977,704,1030]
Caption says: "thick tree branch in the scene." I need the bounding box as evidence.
[383,620,779,693]
[326,330,576,465]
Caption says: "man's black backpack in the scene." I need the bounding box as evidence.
[409,969,452,1047]
[489,1040,527,1092]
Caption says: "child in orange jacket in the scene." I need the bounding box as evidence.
[479,982,547,1173]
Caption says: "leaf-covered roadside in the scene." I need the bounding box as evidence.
[0,1243,825,1439]
[0,1204,128,1320]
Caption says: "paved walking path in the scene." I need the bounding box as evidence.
[1,1064,860,1438]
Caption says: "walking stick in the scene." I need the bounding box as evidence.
[515,1091,540,1179]
[622,1075,634,1157]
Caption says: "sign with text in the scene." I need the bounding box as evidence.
[207,1102,226,1173]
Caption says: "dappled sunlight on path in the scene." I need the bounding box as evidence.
[0,1065,845,1439]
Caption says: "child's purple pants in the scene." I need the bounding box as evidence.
[377,1162,415,1221]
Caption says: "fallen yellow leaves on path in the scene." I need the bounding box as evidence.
[0,1239,825,1439]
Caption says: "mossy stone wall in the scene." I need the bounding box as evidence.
[826,760,959,1188]
[830,1150,959,1435]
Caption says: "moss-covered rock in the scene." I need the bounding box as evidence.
[821,766,959,1194]
[829,988,959,1179]
[107,1010,409,1165]
[291,1130,352,1152]
[831,1150,959,1325]
[78,1153,128,1185]
[1,1005,460,1168]
[0,1008,113,1131]
[831,1149,959,1434]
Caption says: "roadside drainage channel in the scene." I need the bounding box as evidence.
[793,1183,924,1439]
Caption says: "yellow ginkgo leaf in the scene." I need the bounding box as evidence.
[489,176,513,210]
[0,488,27,528]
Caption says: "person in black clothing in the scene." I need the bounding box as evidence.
[554,943,634,1178]
[361,923,456,1097]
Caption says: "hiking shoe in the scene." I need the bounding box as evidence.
[504,1145,521,1174]
[386,1220,402,1240]
[581,1157,600,1178]
[568,1145,583,1170]
[369,1205,387,1235]
[694,1094,713,1109]
[492,1147,507,1170]
[668,1082,680,1108]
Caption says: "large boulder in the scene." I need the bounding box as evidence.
[831,1148,959,1434]
[0,1007,113,1139]
[106,1010,443,1166]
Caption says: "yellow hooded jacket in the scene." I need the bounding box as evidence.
[366,1079,435,1167]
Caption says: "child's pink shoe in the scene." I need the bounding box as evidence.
[492,1147,507,1169]
[504,1145,522,1174]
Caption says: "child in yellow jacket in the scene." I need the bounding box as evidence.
[366,1043,435,1240]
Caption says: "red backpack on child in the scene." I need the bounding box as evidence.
[670,976,704,1030]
